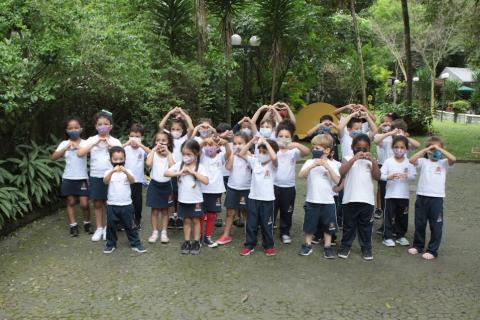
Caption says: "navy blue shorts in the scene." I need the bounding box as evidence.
[178,202,204,218]
[224,187,248,210]
[146,179,173,209]
[303,202,337,235]
[202,193,222,212]
[171,177,179,194]
[61,179,89,197]
[223,176,229,189]
[89,177,108,200]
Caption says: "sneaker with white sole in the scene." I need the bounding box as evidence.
[132,245,147,253]
[281,235,292,244]
[91,228,104,242]
[383,239,396,247]
[395,237,410,246]
[102,227,107,241]
[160,230,169,244]
[103,246,115,254]
[148,230,159,243]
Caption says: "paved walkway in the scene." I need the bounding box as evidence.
[1,163,479,319]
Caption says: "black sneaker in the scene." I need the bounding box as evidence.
[135,223,142,231]
[83,222,93,234]
[175,217,184,229]
[103,246,115,254]
[215,218,223,228]
[168,217,175,229]
[70,225,79,237]
[361,247,373,261]
[233,219,244,228]
[132,245,147,253]
[180,241,191,255]
[337,246,351,259]
[298,243,313,256]
[202,235,218,248]
[117,225,125,232]
[374,208,383,219]
[324,246,335,259]
[190,241,201,255]
[311,236,320,245]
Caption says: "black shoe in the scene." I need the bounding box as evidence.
[374,208,383,219]
[324,246,335,259]
[70,225,79,237]
[202,235,218,248]
[83,222,93,234]
[311,235,321,244]
[233,219,244,228]
[337,246,351,259]
[215,218,223,228]
[175,217,184,229]
[361,247,373,261]
[117,225,125,232]
[190,241,201,255]
[168,217,175,229]
[298,243,313,256]
[135,223,142,231]
[180,241,191,255]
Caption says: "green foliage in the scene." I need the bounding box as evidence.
[441,80,461,106]
[470,70,480,112]
[452,100,470,114]
[377,102,432,134]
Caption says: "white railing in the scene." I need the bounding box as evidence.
[435,111,480,124]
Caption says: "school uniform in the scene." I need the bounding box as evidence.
[200,150,226,213]
[380,157,416,240]
[412,158,452,257]
[104,168,141,248]
[301,159,339,235]
[221,143,233,189]
[146,153,173,209]
[340,156,376,251]
[225,155,252,210]
[375,135,393,212]
[169,162,208,218]
[125,145,147,225]
[56,140,89,197]
[86,135,122,200]
[171,135,188,201]
[274,148,301,238]
[244,156,276,250]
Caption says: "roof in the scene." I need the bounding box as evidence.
[439,67,475,83]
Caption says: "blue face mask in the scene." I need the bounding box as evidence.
[427,150,443,161]
[312,149,324,159]
[67,129,82,140]
[351,130,363,138]
[318,127,332,134]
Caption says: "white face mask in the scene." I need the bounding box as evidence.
[277,137,291,148]
[258,153,270,163]
[199,128,212,138]
[241,128,252,136]
[259,127,272,138]
[171,130,183,139]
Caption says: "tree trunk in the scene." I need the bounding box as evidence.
[270,40,280,104]
[222,11,233,124]
[430,72,436,115]
[401,0,413,106]
[350,0,367,106]
[195,0,207,63]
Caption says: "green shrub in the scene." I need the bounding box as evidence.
[377,102,432,135]
[452,100,470,114]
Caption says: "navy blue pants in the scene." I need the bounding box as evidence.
[130,183,143,225]
[245,199,275,249]
[413,196,443,257]
[340,202,374,250]
[383,198,409,239]
[274,186,296,237]
[379,180,387,211]
[106,205,141,248]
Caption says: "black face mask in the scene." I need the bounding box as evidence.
[353,147,368,154]
[111,161,125,167]
[312,149,324,159]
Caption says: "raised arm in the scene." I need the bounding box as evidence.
[159,108,176,131]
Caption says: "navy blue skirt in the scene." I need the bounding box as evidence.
[146,179,173,209]
[61,179,89,197]
[202,193,222,212]
[89,177,108,200]
[224,187,249,210]
[178,202,204,218]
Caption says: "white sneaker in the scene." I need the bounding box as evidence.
[91,228,103,242]
[281,235,292,244]
[160,230,169,243]
[395,237,410,246]
[148,230,159,243]
[382,239,396,247]
[102,227,107,241]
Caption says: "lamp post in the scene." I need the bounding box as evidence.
[232,34,260,115]
[412,76,419,102]
[440,72,450,121]
[393,79,401,105]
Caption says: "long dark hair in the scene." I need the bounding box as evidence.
[179,139,201,187]
[152,130,174,152]
[64,117,82,140]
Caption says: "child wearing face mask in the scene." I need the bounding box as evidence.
[164,139,209,255]
[380,136,416,248]
[51,117,91,237]
[252,105,282,140]
[216,132,252,245]
[274,120,310,244]
[78,111,122,242]
[239,136,279,256]
[159,107,194,229]
[306,115,340,161]
[408,136,456,260]
[199,137,231,247]
[298,134,340,258]
[337,134,381,261]
[192,118,215,145]
[146,131,175,244]
[215,123,234,228]
[102,146,146,254]
[233,116,256,138]
[123,124,151,229]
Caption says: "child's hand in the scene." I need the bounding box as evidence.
[314,158,326,167]
[363,152,375,161]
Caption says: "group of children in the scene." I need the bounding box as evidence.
[52,103,455,260]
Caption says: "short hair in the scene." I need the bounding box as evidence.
[94,110,113,126]
[385,112,399,121]
[347,117,362,129]
[233,132,249,143]
[351,133,371,149]
[311,134,334,149]
[129,123,145,135]
[320,115,334,122]
[392,135,409,149]
[258,139,279,153]
[260,119,275,127]
[426,136,444,148]
[109,146,125,158]
[216,122,231,134]
[198,118,212,125]
[391,119,408,132]
[276,119,296,136]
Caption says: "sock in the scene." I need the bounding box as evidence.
[205,212,217,237]
[83,221,91,225]
[70,223,78,227]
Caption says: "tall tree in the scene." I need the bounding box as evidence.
[195,0,208,62]
[349,0,367,105]
[401,0,413,106]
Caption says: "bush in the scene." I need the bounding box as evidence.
[376,102,432,135]
[452,100,470,114]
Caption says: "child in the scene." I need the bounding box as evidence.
[199,136,231,247]
[51,117,91,237]
[274,120,310,243]
[164,139,209,255]
[123,124,151,229]
[239,136,278,256]
[192,118,216,145]
[337,107,377,160]
[252,105,281,139]
[159,107,194,229]
[233,117,257,137]
[78,111,122,241]
[337,134,380,261]
[146,131,175,244]
[306,115,340,161]
[380,136,416,247]
[102,146,147,254]
[215,122,234,227]
[408,136,456,260]
[298,134,340,258]
[216,132,252,245]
